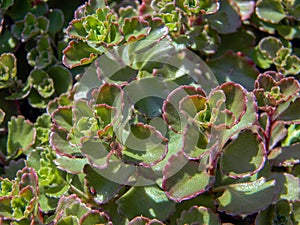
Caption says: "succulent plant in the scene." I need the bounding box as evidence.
[0,53,17,90]
[0,0,299,224]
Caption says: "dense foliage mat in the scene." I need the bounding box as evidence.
[0,0,299,224]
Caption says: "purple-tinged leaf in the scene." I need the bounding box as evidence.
[85,0,107,15]
[51,107,73,132]
[54,155,88,174]
[259,36,283,59]
[268,143,300,166]
[207,52,259,91]
[47,93,73,115]
[16,167,38,191]
[182,122,209,159]
[80,210,112,225]
[50,128,80,157]
[7,116,35,159]
[169,192,216,224]
[233,0,255,20]
[143,16,169,42]
[217,82,247,124]
[122,123,168,167]
[54,195,89,223]
[80,135,111,169]
[62,40,101,68]
[122,17,150,42]
[67,19,87,39]
[218,92,258,148]
[73,99,94,122]
[220,130,266,178]
[277,98,300,122]
[116,185,175,220]
[162,151,214,202]
[177,206,221,225]
[11,188,34,220]
[128,216,164,225]
[215,177,277,215]
[253,71,300,109]
[269,121,287,149]
[84,165,123,204]
[95,104,116,127]
[179,95,207,119]
[92,83,122,106]
[163,85,205,133]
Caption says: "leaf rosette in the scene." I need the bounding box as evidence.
[0,167,41,222]
[8,65,72,108]
[11,12,49,42]
[63,0,168,68]
[0,52,17,90]
[253,71,300,111]
[49,81,169,187]
[52,194,112,224]
[163,82,250,158]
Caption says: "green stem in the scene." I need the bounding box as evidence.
[69,184,98,207]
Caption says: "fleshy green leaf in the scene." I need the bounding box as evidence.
[128,216,163,225]
[84,165,122,204]
[269,143,300,167]
[220,130,266,178]
[122,123,168,166]
[54,195,89,222]
[255,0,286,24]
[47,65,72,95]
[206,0,241,34]
[177,206,221,225]
[80,210,112,225]
[162,151,214,202]
[48,9,64,36]
[12,12,49,42]
[7,116,35,159]
[215,177,277,214]
[122,17,150,42]
[27,37,55,69]
[0,52,17,89]
[116,185,175,221]
[233,0,255,20]
[62,40,102,68]
[271,173,300,201]
[207,52,259,90]
[277,98,300,122]
[55,156,88,174]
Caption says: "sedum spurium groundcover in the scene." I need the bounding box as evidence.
[0,0,299,224]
